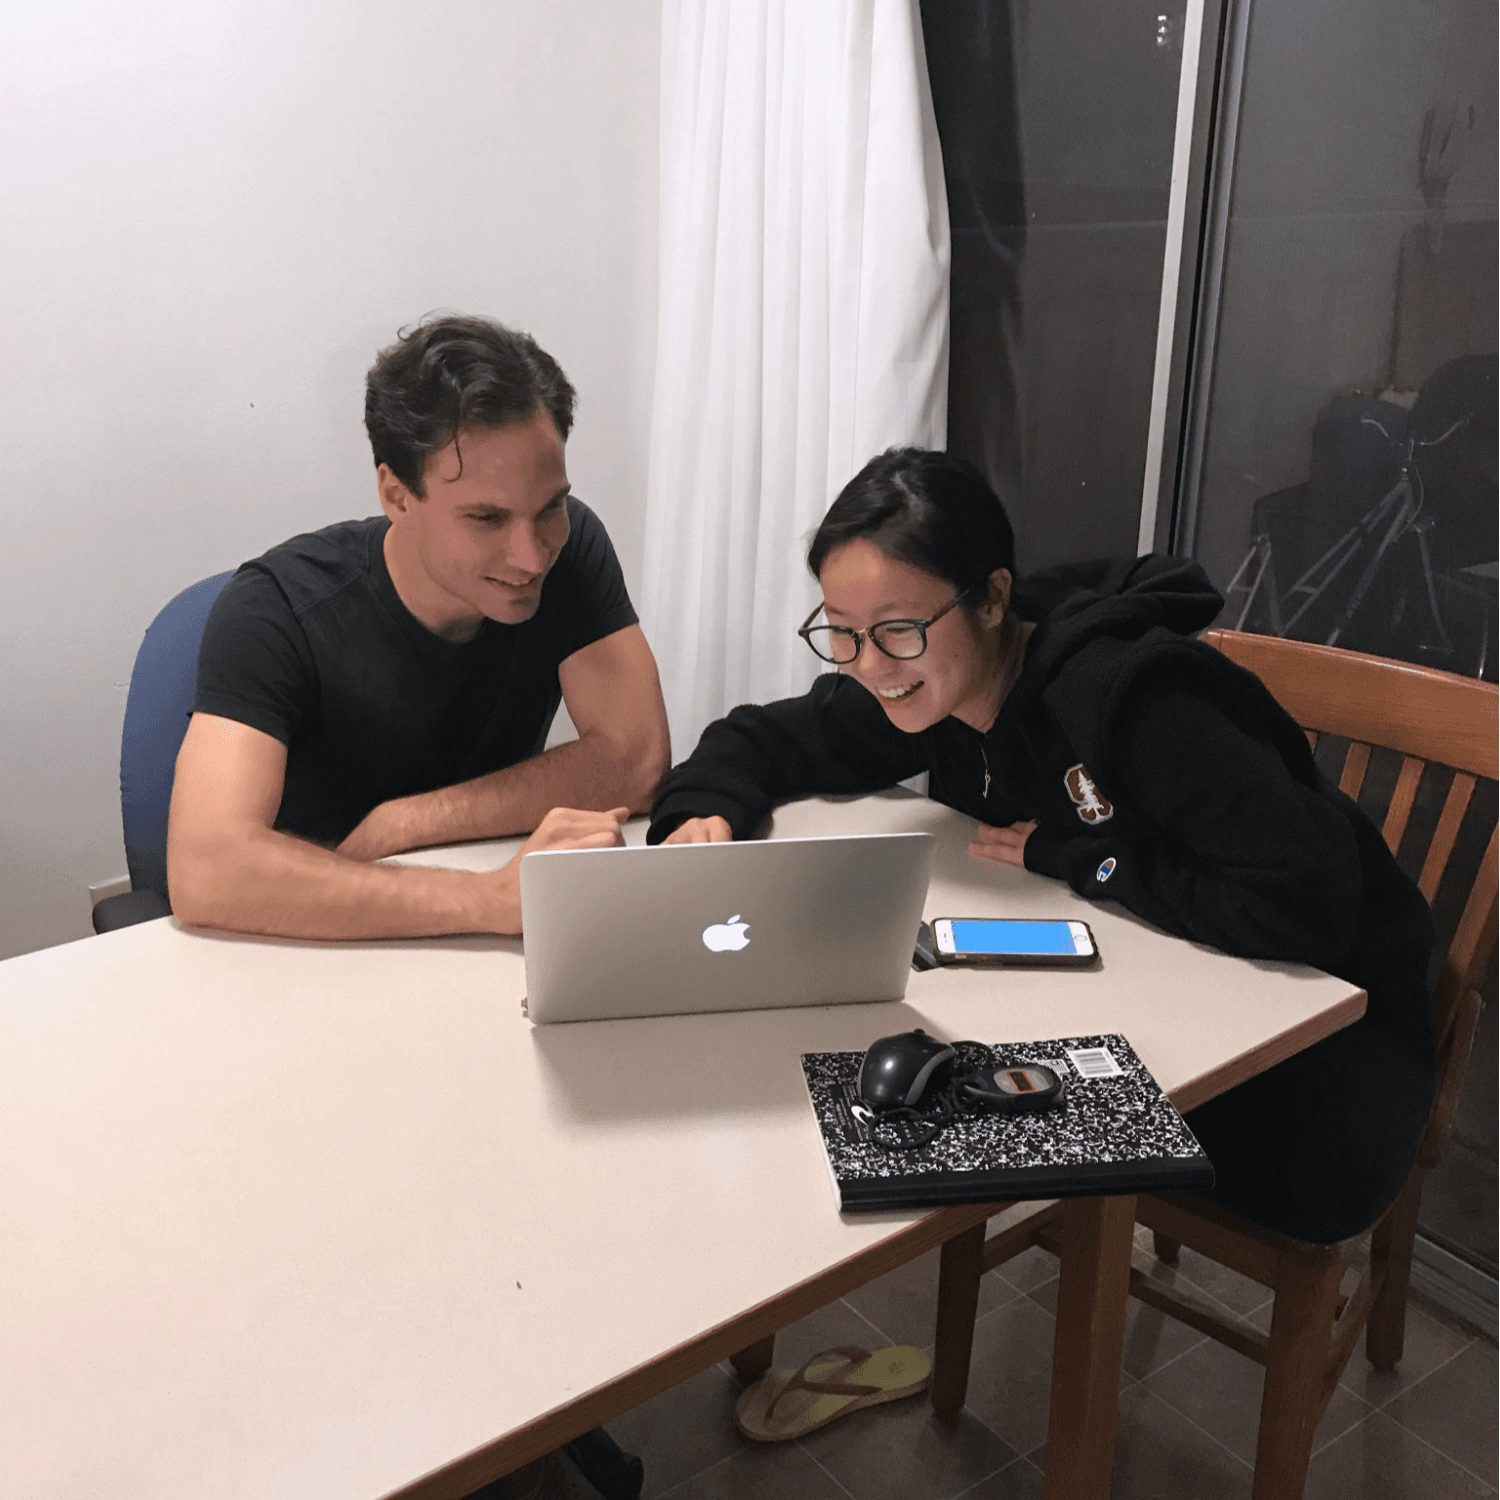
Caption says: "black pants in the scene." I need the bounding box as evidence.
[1184,1018,1435,1244]
[464,1428,643,1500]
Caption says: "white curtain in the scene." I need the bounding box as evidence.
[640,0,950,756]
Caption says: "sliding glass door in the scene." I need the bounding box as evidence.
[1174,0,1496,681]
[1170,0,1497,1291]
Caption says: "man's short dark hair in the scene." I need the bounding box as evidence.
[364,314,577,496]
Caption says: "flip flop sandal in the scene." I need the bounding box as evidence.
[734,1344,932,1441]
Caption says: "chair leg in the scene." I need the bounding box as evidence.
[1252,1245,1344,1500]
[1367,1170,1424,1372]
[931,1221,986,1418]
[1152,1231,1182,1266]
[729,1334,776,1384]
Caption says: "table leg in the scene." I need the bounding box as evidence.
[1042,1194,1136,1500]
[931,1221,986,1418]
[728,1334,776,1384]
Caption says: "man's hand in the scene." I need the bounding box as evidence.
[969,820,1036,867]
[480,806,629,935]
[336,784,632,864]
[661,815,733,845]
[516,805,630,859]
[346,800,628,868]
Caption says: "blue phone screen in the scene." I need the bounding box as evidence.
[949,919,1077,956]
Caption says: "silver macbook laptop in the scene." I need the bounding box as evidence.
[519,833,936,1024]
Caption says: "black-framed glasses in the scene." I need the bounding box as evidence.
[797,591,971,664]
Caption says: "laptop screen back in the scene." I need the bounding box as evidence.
[520,833,935,1024]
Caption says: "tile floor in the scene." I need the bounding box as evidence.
[604,1226,1498,1500]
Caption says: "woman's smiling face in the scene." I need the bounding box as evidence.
[816,539,1008,733]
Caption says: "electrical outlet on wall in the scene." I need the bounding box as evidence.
[87,876,131,911]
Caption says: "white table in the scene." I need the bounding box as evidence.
[0,793,1364,1499]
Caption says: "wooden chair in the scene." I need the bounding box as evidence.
[931,631,1498,1500]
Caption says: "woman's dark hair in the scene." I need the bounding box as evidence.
[807,447,1017,594]
[364,314,577,495]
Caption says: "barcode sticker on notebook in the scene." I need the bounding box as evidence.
[1066,1046,1123,1079]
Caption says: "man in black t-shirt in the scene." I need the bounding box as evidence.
[168,316,670,939]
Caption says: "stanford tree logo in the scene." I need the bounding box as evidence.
[1064,764,1114,825]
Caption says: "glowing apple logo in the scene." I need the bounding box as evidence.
[701,914,751,953]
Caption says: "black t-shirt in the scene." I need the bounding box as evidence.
[193,498,637,843]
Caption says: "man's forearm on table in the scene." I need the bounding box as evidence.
[344,730,664,859]
[169,826,517,939]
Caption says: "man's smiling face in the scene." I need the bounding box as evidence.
[379,407,571,641]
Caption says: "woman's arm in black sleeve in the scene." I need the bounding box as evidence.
[1025,680,1363,968]
[648,673,928,842]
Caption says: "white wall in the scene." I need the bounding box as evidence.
[0,0,660,957]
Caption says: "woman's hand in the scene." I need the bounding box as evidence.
[969,819,1036,868]
[661,815,733,845]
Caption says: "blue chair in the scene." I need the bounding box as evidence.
[92,572,235,934]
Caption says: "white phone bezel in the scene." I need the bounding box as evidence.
[1066,920,1096,958]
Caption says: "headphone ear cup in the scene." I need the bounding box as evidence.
[961,1064,1065,1114]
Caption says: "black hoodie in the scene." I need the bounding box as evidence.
[648,555,1435,1050]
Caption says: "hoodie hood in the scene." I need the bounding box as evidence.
[1006,553,1313,793]
[1012,554,1224,686]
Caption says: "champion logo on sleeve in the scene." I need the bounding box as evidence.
[1064,763,1115,825]
[1096,856,1117,883]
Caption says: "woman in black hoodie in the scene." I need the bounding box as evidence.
[647,447,1436,1244]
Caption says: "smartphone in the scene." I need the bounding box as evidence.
[932,917,1097,967]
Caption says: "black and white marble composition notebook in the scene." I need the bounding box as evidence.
[801,1034,1214,1212]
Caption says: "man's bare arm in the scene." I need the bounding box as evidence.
[337,624,670,862]
[167,714,626,939]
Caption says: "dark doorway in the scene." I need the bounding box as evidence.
[922,0,1186,570]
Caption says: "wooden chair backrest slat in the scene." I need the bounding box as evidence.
[1201,631,1498,779]
[1381,756,1428,857]
[1340,741,1373,800]
[1420,773,1478,904]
